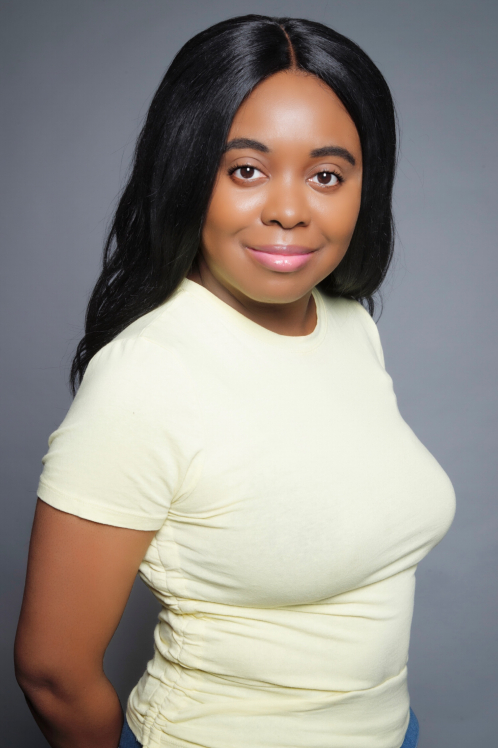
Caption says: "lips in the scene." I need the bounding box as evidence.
[248,245,317,255]
[246,245,316,273]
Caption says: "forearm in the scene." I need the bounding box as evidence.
[20,672,123,748]
[15,501,156,747]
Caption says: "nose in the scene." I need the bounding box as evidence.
[260,177,311,229]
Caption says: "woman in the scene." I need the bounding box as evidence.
[14,14,455,748]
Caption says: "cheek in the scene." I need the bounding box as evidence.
[316,187,362,243]
[204,182,261,240]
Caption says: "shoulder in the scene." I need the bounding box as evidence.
[82,285,197,398]
[74,321,201,435]
[319,292,385,369]
[81,336,188,407]
[48,292,204,474]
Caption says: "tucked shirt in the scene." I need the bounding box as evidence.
[38,278,456,748]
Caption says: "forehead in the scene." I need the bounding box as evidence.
[228,71,360,155]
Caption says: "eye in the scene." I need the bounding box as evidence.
[229,165,265,181]
[309,170,343,187]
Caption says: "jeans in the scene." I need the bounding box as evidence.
[118,708,419,748]
[401,708,420,748]
[118,718,141,748]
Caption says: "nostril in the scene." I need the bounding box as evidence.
[267,218,308,229]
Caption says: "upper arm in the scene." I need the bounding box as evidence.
[15,499,156,686]
[37,337,204,531]
[16,336,203,686]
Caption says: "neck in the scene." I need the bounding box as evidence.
[186,254,317,337]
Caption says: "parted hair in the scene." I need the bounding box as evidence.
[70,14,397,393]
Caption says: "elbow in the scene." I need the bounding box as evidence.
[14,636,72,706]
[14,636,34,695]
[15,652,91,725]
[14,646,55,701]
[15,636,102,710]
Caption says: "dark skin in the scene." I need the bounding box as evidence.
[14,71,362,748]
[188,70,362,334]
[15,501,156,748]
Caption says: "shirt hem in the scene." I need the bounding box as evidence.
[126,711,204,748]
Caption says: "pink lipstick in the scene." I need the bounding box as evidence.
[246,245,316,273]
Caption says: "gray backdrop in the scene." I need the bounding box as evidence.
[1,1,497,745]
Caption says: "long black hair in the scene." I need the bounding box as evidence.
[70,14,397,393]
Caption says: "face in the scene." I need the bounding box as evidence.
[198,70,363,309]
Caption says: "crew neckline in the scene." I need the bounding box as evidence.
[178,277,328,352]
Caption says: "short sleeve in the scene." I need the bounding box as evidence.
[37,335,205,530]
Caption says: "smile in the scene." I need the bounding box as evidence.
[246,245,317,273]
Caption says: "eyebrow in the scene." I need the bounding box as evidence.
[224,138,356,166]
[309,145,356,166]
[224,138,270,153]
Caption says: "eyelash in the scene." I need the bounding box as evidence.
[310,170,344,185]
[227,164,260,177]
[227,164,344,185]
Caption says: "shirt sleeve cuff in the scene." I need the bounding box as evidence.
[37,480,166,531]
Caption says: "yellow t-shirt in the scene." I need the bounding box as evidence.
[38,278,455,748]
